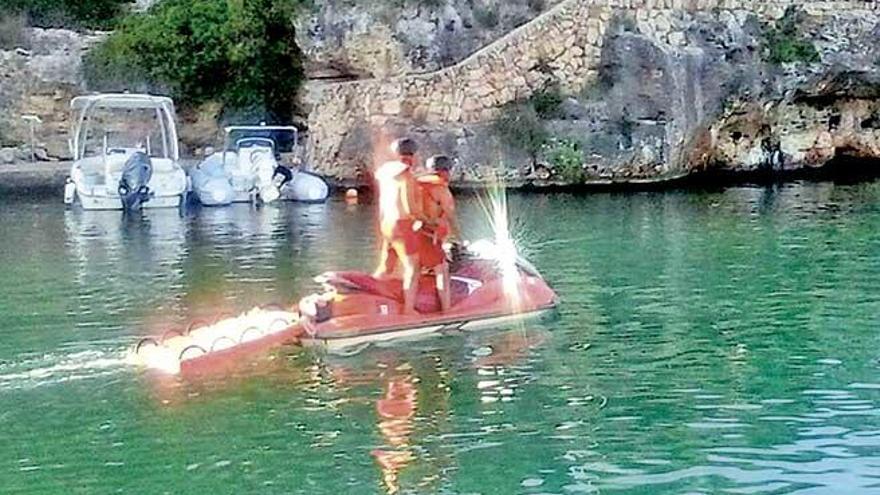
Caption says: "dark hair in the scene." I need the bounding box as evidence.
[391,138,418,157]
[426,155,452,172]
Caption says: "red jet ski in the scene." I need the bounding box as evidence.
[130,240,558,375]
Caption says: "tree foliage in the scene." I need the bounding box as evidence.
[493,84,565,167]
[84,0,306,122]
[0,0,128,29]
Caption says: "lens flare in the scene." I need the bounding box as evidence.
[476,185,523,313]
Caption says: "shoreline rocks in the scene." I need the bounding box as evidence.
[305,0,880,186]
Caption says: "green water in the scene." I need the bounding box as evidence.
[2,181,880,494]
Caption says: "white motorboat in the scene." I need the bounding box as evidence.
[190,125,329,207]
[64,94,188,210]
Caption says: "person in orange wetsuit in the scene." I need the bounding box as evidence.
[374,138,424,314]
[416,155,460,312]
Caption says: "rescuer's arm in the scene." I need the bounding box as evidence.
[439,188,460,240]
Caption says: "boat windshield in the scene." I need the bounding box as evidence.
[77,106,177,161]
[224,126,297,153]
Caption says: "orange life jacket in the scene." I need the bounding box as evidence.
[417,173,450,236]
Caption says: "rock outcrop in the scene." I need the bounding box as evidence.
[707,71,880,176]
[296,0,562,79]
[0,28,104,161]
[304,0,880,185]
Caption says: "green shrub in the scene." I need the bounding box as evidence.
[494,85,581,173]
[542,138,584,182]
[2,0,128,29]
[84,0,306,122]
[530,84,564,120]
[493,103,548,165]
[474,6,498,28]
[763,7,819,65]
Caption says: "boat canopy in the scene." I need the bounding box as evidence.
[71,94,176,112]
[70,93,179,162]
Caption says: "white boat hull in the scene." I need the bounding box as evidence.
[69,153,187,211]
[300,306,556,352]
[77,192,182,210]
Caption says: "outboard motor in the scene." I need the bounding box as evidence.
[246,145,282,203]
[273,164,294,188]
[118,151,153,211]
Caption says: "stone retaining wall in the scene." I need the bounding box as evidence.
[305,0,879,178]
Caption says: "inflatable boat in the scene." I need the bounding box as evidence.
[190,125,329,206]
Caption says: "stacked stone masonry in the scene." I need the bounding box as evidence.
[306,0,879,177]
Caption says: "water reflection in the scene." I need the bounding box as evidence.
[372,367,417,494]
[320,326,550,494]
[64,208,187,284]
[63,208,188,333]
[140,323,551,493]
[4,182,880,493]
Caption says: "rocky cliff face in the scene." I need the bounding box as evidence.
[0,28,104,163]
[296,0,561,79]
[570,4,880,182]
[305,0,880,185]
[3,0,879,186]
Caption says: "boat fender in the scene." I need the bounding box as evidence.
[63,178,76,205]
